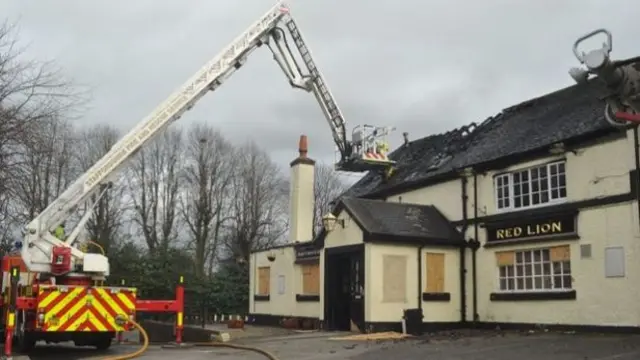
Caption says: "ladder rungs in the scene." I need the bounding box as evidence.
[285,18,347,150]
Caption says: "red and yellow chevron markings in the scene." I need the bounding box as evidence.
[37,285,136,332]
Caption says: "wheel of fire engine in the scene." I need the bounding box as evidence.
[14,315,35,353]
[94,334,113,350]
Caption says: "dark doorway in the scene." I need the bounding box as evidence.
[324,244,365,332]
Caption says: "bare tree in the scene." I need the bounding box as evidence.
[76,124,127,255]
[10,117,75,222]
[0,186,13,252]
[0,22,85,175]
[179,123,235,277]
[312,163,349,238]
[225,141,289,262]
[0,21,85,252]
[128,129,184,253]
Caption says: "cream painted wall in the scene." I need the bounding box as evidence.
[475,132,635,218]
[386,132,636,222]
[365,244,461,323]
[475,204,640,326]
[466,131,640,326]
[323,210,363,249]
[365,243,417,323]
[386,180,462,220]
[249,246,322,318]
[420,247,461,322]
[249,209,364,321]
[383,130,639,327]
[250,247,294,316]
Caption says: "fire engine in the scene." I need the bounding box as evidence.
[0,1,397,358]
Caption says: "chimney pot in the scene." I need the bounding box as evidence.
[298,135,308,158]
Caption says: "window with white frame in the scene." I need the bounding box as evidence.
[497,246,572,292]
[495,161,567,211]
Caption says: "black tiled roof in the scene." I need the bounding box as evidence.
[338,197,464,245]
[344,79,617,198]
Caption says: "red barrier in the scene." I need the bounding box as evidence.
[134,275,185,345]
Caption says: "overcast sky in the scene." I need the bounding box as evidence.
[2,0,639,183]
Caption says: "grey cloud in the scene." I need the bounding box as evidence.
[2,0,639,174]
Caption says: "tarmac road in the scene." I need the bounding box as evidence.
[20,329,640,360]
[21,332,379,360]
[20,342,140,360]
[22,342,220,360]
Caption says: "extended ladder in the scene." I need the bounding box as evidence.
[23,2,396,275]
[269,17,396,172]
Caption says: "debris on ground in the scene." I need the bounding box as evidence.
[328,331,411,341]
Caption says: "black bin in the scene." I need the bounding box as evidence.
[403,308,424,336]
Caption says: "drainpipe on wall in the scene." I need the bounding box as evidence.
[634,127,640,229]
[417,245,425,314]
[459,175,469,324]
[252,252,257,314]
[471,172,480,323]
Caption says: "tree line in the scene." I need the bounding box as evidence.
[0,21,348,318]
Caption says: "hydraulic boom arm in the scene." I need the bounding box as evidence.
[568,28,640,127]
[22,2,396,276]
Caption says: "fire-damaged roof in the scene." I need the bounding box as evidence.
[336,197,464,246]
[344,79,619,199]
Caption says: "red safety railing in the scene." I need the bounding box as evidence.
[132,275,185,344]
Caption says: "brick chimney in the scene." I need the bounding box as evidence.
[289,135,315,243]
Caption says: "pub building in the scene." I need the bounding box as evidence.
[249,79,640,334]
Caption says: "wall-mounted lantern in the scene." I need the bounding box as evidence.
[267,252,276,262]
[322,213,344,232]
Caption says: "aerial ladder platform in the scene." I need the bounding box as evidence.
[1,2,397,358]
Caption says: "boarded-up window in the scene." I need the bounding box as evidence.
[495,251,515,266]
[301,263,320,294]
[550,245,571,262]
[605,246,625,278]
[382,255,407,303]
[425,253,445,293]
[257,267,270,295]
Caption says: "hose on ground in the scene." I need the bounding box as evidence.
[100,318,149,360]
[100,320,278,360]
[192,342,279,360]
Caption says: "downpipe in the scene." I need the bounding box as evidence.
[417,245,425,315]
[459,175,469,323]
[634,127,640,230]
[471,172,480,323]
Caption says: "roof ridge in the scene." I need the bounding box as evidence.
[348,197,441,210]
